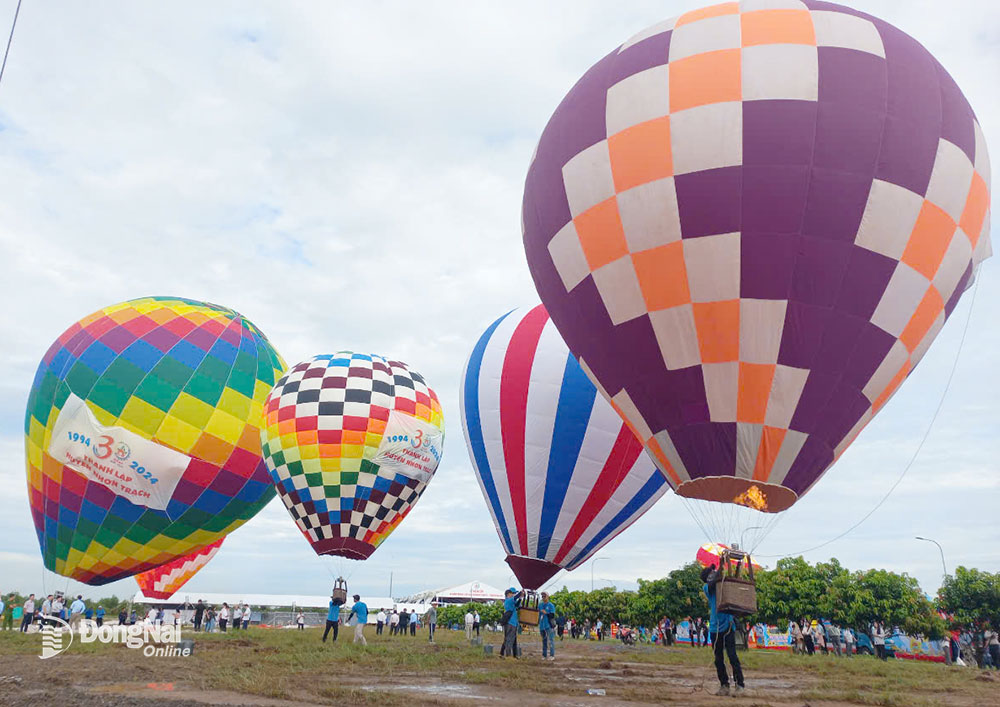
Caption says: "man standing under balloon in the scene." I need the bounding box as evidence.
[500,588,522,658]
[322,595,341,644]
[702,566,744,696]
[348,595,368,646]
[538,592,557,661]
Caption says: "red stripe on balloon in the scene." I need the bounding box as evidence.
[499,305,550,556]
[552,424,643,565]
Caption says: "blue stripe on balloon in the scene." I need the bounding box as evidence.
[463,312,515,554]
[563,470,668,569]
[535,351,596,559]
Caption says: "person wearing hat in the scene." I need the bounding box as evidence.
[347,594,368,646]
[425,602,438,643]
[701,565,744,696]
[500,588,523,658]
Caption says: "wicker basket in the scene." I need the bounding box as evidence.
[716,550,757,616]
[331,577,348,606]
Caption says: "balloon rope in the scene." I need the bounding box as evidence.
[0,0,21,89]
[757,273,983,559]
[540,568,566,594]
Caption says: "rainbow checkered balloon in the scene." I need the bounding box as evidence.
[25,297,285,585]
[261,353,444,560]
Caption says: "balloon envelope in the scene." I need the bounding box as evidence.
[261,353,444,560]
[696,542,760,572]
[135,537,224,600]
[461,305,669,589]
[522,2,991,516]
[25,297,285,584]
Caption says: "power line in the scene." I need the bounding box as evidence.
[0,0,22,89]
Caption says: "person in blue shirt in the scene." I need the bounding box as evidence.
[500,588,522,658]
[322,594,341,643]
[95,605,106,628]
[702,565,744,696]
[347,594,368,646]
[69,595,87,631]
[538,592,557,660]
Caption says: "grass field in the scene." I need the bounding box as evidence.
[1,625,997,706]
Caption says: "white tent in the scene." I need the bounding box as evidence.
[402,580,505,604]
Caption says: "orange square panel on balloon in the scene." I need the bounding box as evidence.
[573,197,629,271]
[740,9,816,47]
[631,241,690,311]
[608,116,673,193]
[675,2,738,27]
[669,49,741,113]
[692,300,740,363]
[902,201,956,280]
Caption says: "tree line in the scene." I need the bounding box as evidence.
[438,558,999,639]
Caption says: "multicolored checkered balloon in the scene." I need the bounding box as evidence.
[135,536,224,600]
[261,353,444,560]
[25,297,285,585]
[522,2,991,515]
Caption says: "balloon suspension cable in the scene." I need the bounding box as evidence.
[758,273,983,559]
[539,568,566,595]
[0,0,21,90]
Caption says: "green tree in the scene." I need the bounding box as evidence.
[939,566,1000,630]
[754,556,827,625]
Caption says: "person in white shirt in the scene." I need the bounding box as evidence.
[389,609,400,636]
[20,595,36,633]
[296,612,305,631]
[473,611,481,637]
[172,609,182,626]
[40,595,53,628]
[242,604,251,630]
[465,610,475,640]
[842,627,854,657]
[145,607,157,625]
[219,603,230,632]
[376,610,387,635]
[231,605,242,631]
[872,622,887,660]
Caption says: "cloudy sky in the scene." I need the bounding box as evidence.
[1,0,996,604]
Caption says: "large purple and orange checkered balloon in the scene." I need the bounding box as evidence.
[523,2,991,517]
[25,297,285,585]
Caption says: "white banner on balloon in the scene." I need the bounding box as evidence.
[372,410,443,483]
[48,394,190,511]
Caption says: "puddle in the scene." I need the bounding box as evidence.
[366,683,498,701]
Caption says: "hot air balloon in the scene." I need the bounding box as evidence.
[261,353,444,560]
[25,297,285,584]
[135,537,224,600]
[461,305,669,589]
[521,1,991,548]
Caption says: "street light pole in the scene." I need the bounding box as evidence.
[591,557,607,591]
[915,536,947,577]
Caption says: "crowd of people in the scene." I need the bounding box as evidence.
[0,592,107,632]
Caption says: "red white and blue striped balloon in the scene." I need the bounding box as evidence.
[460,305,668,589]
